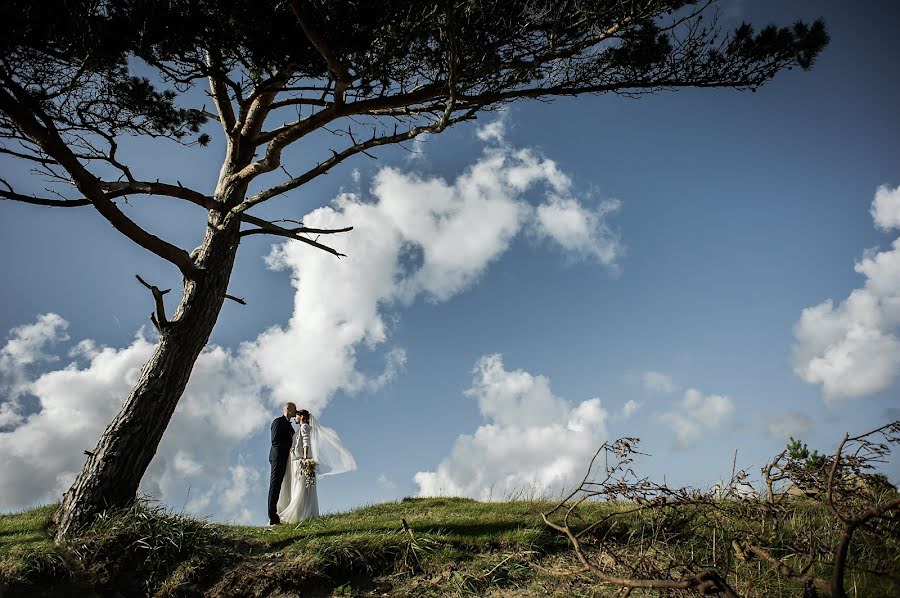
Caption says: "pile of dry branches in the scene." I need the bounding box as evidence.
[543,421,900,597]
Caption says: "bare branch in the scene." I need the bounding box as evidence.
[744,542,830,595]
[543,437,741,598]
[225,294,246,305]
[99,181,216,210]
[135,274,171,333]
[239,213,351,258]
[0,179,90,207]
[0,145,59,165]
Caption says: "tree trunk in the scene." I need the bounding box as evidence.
[52,210,240,540]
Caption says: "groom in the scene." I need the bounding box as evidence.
[268,402,296,525]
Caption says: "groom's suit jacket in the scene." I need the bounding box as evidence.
[270,415,295,462]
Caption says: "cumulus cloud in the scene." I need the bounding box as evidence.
[641,370,677,394]
[765,412,813,440]
[792,184,900,401]
[0,137,623,518]
[0,323,269,518]
[414,355,608,500]
[657,388,734,449]
[0,326,154,508]
[535,196,623,266]
[251,144,622,410]
[871,184,900,232]
[0,313,68,428]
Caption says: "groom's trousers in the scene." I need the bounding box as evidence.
[267,457,288,524]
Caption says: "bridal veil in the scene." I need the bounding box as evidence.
[308,415,357,476]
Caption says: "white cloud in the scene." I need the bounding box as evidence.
[0,313,69,428]
[219,461,262,524]
[372,156,528,302]
[641,371,677,394]
[0,136,624,519]
[0,322,272,516]
[617,399,642,422]
[476,119,506,143]
[766,412,813,440]
[414,355,608,500]
[792,186,900,400]
[251,144,622,412]
[465,353,569,428]
[0,313,68,370]
[376,474,397,491]
[657,388,734,449]
[871,184,900,232]
[406,132,431,162]
[0,327,155,509]
[535,196,623,266]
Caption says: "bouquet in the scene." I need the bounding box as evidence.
[299,459,317,488]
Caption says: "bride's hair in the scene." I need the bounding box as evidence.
[296,409,311,422]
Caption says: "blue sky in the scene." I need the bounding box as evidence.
[1,0,899,521]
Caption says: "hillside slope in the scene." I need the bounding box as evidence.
[1,497,897,597]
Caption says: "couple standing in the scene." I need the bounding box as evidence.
[267,402,356,525]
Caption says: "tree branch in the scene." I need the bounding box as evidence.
[0,145,59,165]
[135,274,171,333]
[238,108,476,212]
[239,213,351,258]
[0,79,199,279]
[0,178,215,210]
[206,52,237,133]
[744,542,830,595]
[99,181,216,210]
[251,83,442,148]
[225,294,246,305]
[0,181,91,207]
[290,0,352,106]
[542,438,741,598]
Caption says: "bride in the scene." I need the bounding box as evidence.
[276,409,356,523]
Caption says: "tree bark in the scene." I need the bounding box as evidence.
[52,209,240,540]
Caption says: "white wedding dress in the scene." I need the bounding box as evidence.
[276,415,357,523]
[277,423,319,522]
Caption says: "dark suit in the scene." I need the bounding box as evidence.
[267,415,295,524]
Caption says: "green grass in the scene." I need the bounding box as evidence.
[0,505,66,583]
[0,504,56,555]
[0,497,897,597]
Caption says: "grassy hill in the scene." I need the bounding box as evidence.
[1,497,898,597]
